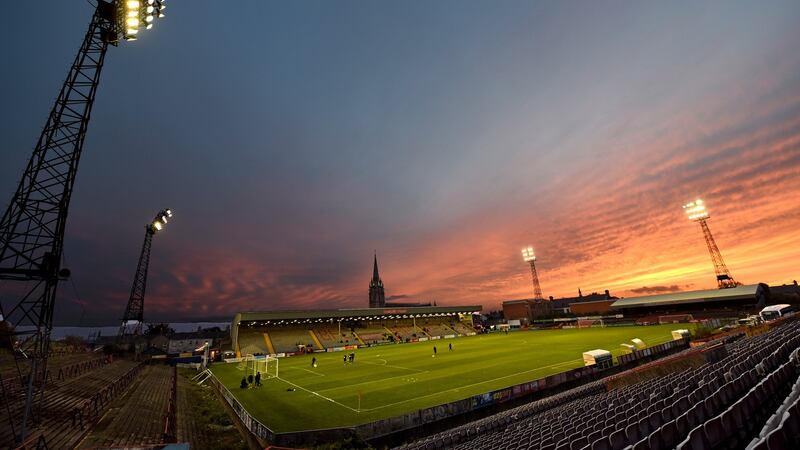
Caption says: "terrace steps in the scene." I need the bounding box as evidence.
[353,332,365,346]
[262,332,276,354]
[308,330,324,350]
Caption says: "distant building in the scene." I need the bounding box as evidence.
[502,289,617,323]
[167,330,227,354]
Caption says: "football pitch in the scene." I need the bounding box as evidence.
[211,324,689,432]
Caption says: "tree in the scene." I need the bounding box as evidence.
[0,321,15,351]
[63,335,86,351]
[145,323,175,336]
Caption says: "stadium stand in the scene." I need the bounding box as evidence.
[314,325,346,348]
[267,328,315,353]
[422,323,455,337]
[230,306,481,352]
[390,324,424,341]
[393,319,800,450]
[451,322,476,335]
[76,364,173,448]
[355,323,394,345]
[237,327,268,355]
[0,359,142,448]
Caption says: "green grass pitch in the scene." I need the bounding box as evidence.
[211,324,689,432]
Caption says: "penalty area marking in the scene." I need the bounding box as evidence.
[286,366,325,377]
[318,369,430,395]
[360,359,425,372]
[276,376,359,413]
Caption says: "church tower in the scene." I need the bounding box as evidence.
[369,252,386,308]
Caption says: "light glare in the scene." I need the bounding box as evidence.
[683,199,710,221]
[521,246,536,262]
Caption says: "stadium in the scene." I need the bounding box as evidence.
[2,2,800,450]
[194,256,799,448]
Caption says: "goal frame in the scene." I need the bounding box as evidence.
[247,355,279,379]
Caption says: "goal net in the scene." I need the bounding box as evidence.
[237,354,254,371]
[577,319,604,328]
[246,356,279,379]
[658,314,692,324]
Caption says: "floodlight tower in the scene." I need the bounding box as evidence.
[521,246,544,300]
[119,209,173,338]
[0,1,166,443]
[682,199,739,289]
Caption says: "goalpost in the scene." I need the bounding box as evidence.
[246,355,279,379]
[577,319,604,328]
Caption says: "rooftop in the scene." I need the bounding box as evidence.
[610,284,764,309]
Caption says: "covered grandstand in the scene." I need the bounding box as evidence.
[230,305,481,356]
[610,283,770,321]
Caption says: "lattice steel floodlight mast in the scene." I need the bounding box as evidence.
[521,246,544,300]
[683,199,739,289]
[119,209,172,338]
[0,1,166,443]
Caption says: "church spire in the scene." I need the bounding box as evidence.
[369,251,385,308]
[372,251,380,282]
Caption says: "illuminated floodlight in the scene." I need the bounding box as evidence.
[121,0,167,41]
[521,246,536,262]
[148,208,172,233]
[683,199,709,222]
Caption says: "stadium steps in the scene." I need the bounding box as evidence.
[262,332,276,354]
[75,364,172,449]
[1,360,142,449]
[353,332,366,346]
[308,330,325,350]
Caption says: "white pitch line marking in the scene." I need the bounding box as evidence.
[357,358,583,412]
[276,377,359,412]
[359,359,426,372]
[288,366,325,377]
[318,369,430,394]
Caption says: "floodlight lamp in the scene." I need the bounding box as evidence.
[126,17,139,27]
[153,221,163,231]
[682,199,709,222]
[126,0,140,8]
[145,15,154,23]
[146,24,153,30]
[521,246,536,262]
[147,5,154,13]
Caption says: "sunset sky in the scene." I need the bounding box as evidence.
[2,1,799,325]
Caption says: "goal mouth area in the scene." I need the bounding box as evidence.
[242,355,279,379]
